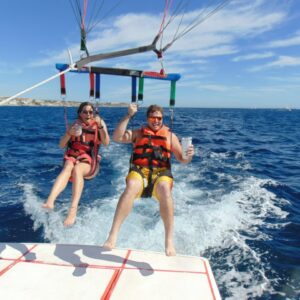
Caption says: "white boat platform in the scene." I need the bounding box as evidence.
[0,243,221,299]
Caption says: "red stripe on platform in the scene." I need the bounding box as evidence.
[0,257,207,276]
[0,246,219,299]
[0,244,38,277]
[101,249,131,300]
[203,259,217,300]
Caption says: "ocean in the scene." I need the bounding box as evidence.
[0,106,299,299]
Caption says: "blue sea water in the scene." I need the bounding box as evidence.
[0,106,299,299]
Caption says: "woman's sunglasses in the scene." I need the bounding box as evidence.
[82,110,94,115]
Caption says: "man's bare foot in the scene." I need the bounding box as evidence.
[102,237,116,251]
[165,240,176,256]
[63,215,76,227]
[63,207,77,227]
[42,203,54,210]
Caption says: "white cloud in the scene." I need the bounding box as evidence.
[270,56,300,67]
[232,52,274,62]
[249,55,300,72]
[197,83,231,92]
[265,74,300,83]
[29,0,287,70]
[263,33,300,48]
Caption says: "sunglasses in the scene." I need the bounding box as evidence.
[82,110,94,115]
[148,116,163,122]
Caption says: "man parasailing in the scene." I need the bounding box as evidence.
[103,103,194,256]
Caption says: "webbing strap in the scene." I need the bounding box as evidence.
[131,76,137,103]
[89,72,95,98]
[95,73,101,99]
[138,77,144,101]
[60,73,68,131]
[60,74,66,96]
[170,81,176,107]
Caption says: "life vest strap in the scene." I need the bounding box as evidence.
[82,127,96,134]
[132,152,170,167]
[134,144,171,153]
[142,134,167,141]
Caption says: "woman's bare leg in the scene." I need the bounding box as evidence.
[64,162,91,227]
[42,161,74,209]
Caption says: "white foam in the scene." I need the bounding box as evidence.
[21,144,291,299]
[172,174,289,298]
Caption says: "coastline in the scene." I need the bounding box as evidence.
[0,96,128,107]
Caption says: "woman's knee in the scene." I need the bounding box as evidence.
[72,164,90,178]
[62,161,74,173]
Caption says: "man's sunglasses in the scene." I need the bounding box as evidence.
[148,116,163,121]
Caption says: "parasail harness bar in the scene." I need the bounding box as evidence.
[56,63,180,107]
[75,35,162,70]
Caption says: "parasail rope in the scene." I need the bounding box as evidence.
[0,67,74,106]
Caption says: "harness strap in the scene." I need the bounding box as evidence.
[60,73,66,96]
[132,153,170,166]
[141,134,167,140]
[89,72,95,98]
[131,76,137,103]
[95,73,101,99]
[82,127,96,134]
[134,144,171,153]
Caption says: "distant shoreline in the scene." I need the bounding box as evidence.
[0,96,128,107]
[0,97,298,110]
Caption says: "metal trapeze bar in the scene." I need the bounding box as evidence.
[75,44,156,69]
[56,64,181,82]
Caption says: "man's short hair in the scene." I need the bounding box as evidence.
[147,105,164,117]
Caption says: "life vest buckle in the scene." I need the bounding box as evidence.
[153,147,163,160]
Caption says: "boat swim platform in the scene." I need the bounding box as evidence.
[0,243,221,300]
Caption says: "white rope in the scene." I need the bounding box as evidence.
[0,65,75,106]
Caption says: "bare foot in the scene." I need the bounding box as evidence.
[165,240,176,256]
[64,215,76,227]
[63,207,77,227]
[42,203,54,210]
[102,237,116,251]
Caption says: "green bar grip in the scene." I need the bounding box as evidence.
[170,81,176,107]
[138,77,144,100]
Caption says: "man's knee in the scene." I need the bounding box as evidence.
[126,179,142,194]
[155,181,172,199]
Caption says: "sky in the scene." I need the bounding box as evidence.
[1,0,300,108]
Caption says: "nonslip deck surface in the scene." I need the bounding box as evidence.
[0,243,221,300]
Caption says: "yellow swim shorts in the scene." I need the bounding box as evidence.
[126,166,173,200]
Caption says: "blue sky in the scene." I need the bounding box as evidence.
[1,0,300,108]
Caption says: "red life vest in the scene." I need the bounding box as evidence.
[65,119,101,179]
[132,125,172,169]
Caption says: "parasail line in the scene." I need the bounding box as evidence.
[171,0,231,43]
[0,66,75,106]
[88,0,123,34]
